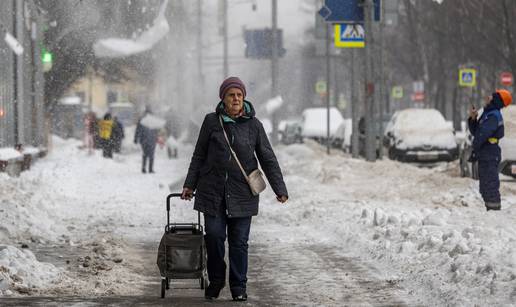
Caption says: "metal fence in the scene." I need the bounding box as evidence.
[0,0,45,148]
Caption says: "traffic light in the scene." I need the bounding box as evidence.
[42,49,52,63]
[244,28,286,59]
[41,47,53,72]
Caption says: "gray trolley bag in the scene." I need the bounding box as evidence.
[157,193,207,298]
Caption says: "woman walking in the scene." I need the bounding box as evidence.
[181,77,288,301]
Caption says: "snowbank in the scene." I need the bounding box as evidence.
[0,148,23,160]
[260,142,516,306]
[0,245,61,294]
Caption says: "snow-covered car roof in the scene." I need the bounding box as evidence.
[391,108,450,132]
[386,109,456,150]
[301,107,344,138]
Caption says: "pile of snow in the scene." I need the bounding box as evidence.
[93,0,169,58]
[0,245,61,294]
[386,109,457,150]
[140,114,166,130]
[0,148,23,161]
[301,107,344,138]
[258,141,516,305]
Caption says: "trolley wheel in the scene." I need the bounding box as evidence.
[200,276,208,290]
[166,277,170,290]
[161,279,166,298]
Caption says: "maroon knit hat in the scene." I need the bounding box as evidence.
[219,77,247,100]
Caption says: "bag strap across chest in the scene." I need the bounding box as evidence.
[219,116,250,182]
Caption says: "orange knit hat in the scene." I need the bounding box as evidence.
[496,89,512,107]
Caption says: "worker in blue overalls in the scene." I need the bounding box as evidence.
[468,89,512,211]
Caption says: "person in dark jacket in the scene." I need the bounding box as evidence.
[181,77,288,301]
[468,89,512,211]
[112,116,125,153]
[134,110,159,173]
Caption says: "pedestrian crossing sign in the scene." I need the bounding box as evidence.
[459,69,477,87]
[392,86,403,99]
[334,24,365,48]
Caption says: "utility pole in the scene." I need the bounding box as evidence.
[377,0,385,159]
[351,48,359,158]
[14,0,24,145]
[271,0,279,145]
[325,22,331,155]
[223,0,229,78]
[363,0,376,162]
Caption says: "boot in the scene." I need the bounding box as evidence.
[149,157,155,173]
[232,292,248,301]
[485,202,501,211]
[205,283,224,300]
[142,156,147,174]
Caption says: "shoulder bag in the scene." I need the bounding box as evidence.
[219,116,266,196]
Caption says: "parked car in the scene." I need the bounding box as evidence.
[332,119,352,151]
[460,105,516,179]
[384,109,459,163]
[301,107,344,144]
[280,122,303,145]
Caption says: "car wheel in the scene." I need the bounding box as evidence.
[388,147,396,160]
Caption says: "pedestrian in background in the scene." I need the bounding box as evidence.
[84,112,97,155]
[468,89,512,211]
[112,116,125,154]
[134,108,159,173]
[98,113,114,158]
[181,77,288,302]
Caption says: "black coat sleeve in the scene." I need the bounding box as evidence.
[184,115,212,190]
[255,119,288,197]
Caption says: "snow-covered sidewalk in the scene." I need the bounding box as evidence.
[1,136,515,305]
[255,141,516,306]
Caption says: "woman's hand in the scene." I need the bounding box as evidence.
[181,187,194,200]
[276,195,288,203]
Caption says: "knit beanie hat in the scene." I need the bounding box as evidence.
[219,77,247,100]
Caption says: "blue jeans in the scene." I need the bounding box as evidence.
[204,209,252,296]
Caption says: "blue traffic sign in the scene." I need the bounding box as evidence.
[319,0,381,23]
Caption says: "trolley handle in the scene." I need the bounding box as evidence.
[166,193,200,226]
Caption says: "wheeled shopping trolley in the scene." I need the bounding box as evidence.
[156,193,207,298]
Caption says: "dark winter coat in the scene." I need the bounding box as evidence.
[184,101,288,218]
[112,119,125,140]
[134,119,158,154]
[468,97,505,161]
